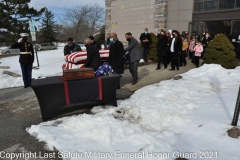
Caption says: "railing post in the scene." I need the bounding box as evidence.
[231,86,240,126]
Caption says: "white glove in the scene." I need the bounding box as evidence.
[18,38,22,43]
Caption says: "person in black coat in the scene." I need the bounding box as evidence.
[201,32,212,58]
[156,31,168,69]
[139,28,152,62]
[84,38,101,71]
[88,36,102,50]
[108,33,124,74]
[11,33,34,88]
[64,38,82,56]
[169,30,182,70]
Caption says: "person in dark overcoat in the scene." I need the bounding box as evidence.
[84,38,101,71]
[64,37,82,56]
[156,30,168,69]
[88,36,102,50]
[169,30,182,70]
[11,33,34,88]
[139,28,152,62]
[108,33,124,74]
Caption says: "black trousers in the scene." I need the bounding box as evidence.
[157,56,167,69]
[20,63,33,87]
[195,56,200,67]
[142,47,149,61]
[189,51,195,59]
[180,50,187,66]
[129,60,139,82]
[190,52,195,63]
[170,52,179,70]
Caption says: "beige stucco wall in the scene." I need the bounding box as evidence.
[107,0,156,43]
[166,0,194,32]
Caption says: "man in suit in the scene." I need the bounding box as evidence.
[11,33,34,88]
[124,32,141,85]
[109,32,124,89]
[169,30,182,71]
[108,32,124,74]
[84,38,101,71]
[139,28,152,62]
[63,38,82,56]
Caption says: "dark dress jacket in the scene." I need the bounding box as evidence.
[64,43,82,56]
[85,44,101,71]
[139,33,152,48]
[11,41,34,63]
[169,37,183,54]
[109,40,124,74]
[157,35,168,57]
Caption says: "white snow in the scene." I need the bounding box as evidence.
[0,47,65,89]
[26,64,240,160]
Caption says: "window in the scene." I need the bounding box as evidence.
[194,2,204,11]
[204,0,218,11]
[219,0,235,9]
[236,0,240,7]
[194,0,240,11]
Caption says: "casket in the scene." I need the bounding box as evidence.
[65,50,109,64]
[63,68,95,80]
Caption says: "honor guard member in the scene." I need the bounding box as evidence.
[11,33,34,88]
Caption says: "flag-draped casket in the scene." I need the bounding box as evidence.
[62,50,109,70]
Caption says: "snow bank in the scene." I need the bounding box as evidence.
[27,64,240,160]
[0,47,65,89]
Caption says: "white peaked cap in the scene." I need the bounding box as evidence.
[20,33,29,37]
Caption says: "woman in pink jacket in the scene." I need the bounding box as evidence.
[193,41,203,68]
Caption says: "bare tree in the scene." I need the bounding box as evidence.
[59,4,104,42]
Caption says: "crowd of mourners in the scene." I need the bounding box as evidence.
[140,28,213,70]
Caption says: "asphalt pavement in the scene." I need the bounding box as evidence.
[0,59,196,160]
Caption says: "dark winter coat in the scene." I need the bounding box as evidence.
[157,35,168,57]
[64,43,82,56]
[139,33,152,48]
[202,37,212,48]
[85,44,101,71]
[169,37,182,53]
[11,41,34,63]
[92,41,102,50]
[109,40,124,74]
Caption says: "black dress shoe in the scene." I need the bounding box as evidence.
[24,86,28,88]
[169,69,175,71]
[156,68,160,70]
[177,68,179,70]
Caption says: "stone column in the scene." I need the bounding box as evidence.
[105,0,112,35]
[154,0,168,33]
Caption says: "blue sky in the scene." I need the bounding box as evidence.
[29,0,105,22]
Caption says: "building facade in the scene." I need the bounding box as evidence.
[192,0,240,40]
[105,0,168,42]
[106,0,240,42]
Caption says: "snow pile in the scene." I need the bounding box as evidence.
[0,47,65,89]
[27,64,240,160]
